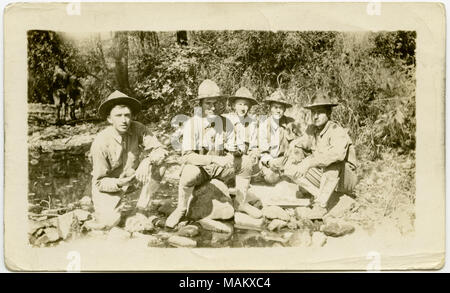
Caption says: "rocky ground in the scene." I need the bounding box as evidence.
[27,122,416,249]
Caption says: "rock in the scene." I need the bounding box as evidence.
[327,195,356,218]
[286,209,296,217]
[132,232,160,246]
[206,200,235,220]
[177,221,188,229]
[234,212,264,231]
[43,228,60,243]
[178,225,199,237]
[288,230,312,247]
[287,221,298,230]
[79,196,93,209]
[273,181,300,198]
[56,212,74,240]
[211,232,232,247]
[198,218,233,234]
[296,219,315,231]
[321,220,355,237]
[283,232,293,240]
[168,235,197,248]
[272,242,284,248]
[249,182,311,207]
[156,231,174,240]
[261,231,289,244]
[88,230,106,237]
[84,219,106,231]
[29,218,58,235]
[267,219,287,231]
[125,214,154,233]
[187,179,233,220]
[148,237,165,248]
[73,209,91,222]
[262,206,290,221]
[107,227,131,240]
[295,206,327,220]
[312,232,327,247]
[157,199,176,216]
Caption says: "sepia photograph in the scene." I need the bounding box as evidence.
[4,2,445,271]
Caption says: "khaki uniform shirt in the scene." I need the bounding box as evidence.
[259,115,298,162]
[224,113,258,154]
[295,120,357,169]
[90,121,163,193]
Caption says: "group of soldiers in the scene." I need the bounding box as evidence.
[88,79,358,230]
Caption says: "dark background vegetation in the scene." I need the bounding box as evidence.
[28,30,416,160]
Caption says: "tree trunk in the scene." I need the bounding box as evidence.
[112,31,132,95]
[176,31,188,46]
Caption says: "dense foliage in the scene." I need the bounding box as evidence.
[28,30,416,160]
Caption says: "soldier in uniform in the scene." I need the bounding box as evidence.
[166,80,261,228]
[225,87,262,219]
[286,91,358,210]
[258,89,300,185]
[89,90,168,229]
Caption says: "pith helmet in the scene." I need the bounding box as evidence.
[192,79,225,101]
[264,89,292,108]
[228,87,258,106]
[304,90,338,109]
[98,90,142,118]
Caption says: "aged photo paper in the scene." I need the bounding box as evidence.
[3,2,446,271]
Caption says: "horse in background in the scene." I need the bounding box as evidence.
[52,65,84,123]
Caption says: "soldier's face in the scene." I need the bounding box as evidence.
[108,105,132,134]
[270,102,286,120]
[234,98,251,117]
[202,98,224,116]
[311,107,330,128]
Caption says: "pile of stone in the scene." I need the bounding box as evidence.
[29,208,92,246]
[28,196,93,246]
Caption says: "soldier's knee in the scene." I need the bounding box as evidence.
[238,155,259,177]
[180,164,202,187]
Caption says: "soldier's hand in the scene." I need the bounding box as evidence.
[268,159,281,172]
[294,161,310,179]
[148,147,168,165]
[117,174,136,187]
[135,158,151,183]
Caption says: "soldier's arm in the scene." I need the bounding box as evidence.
[304,126,350,168]
[90,140,123,193]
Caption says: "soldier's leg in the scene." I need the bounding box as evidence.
[232,155,262,218]
[166,164,208,228]
[136,164,166,211]
[91,189,122,229]
[316,163,341,208]
[336,162,358,195]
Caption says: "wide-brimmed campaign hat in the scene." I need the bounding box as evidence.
[192,79,226,101]
[264,89,292,108]
[304,91,338,109]
[98,90,142,118]
[228,87,258,106]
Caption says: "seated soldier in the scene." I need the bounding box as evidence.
[224,87,262,218]
[286,91,358,210]
[259,89,300,185]
[166,80,260,228]
[89,90,168,229]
